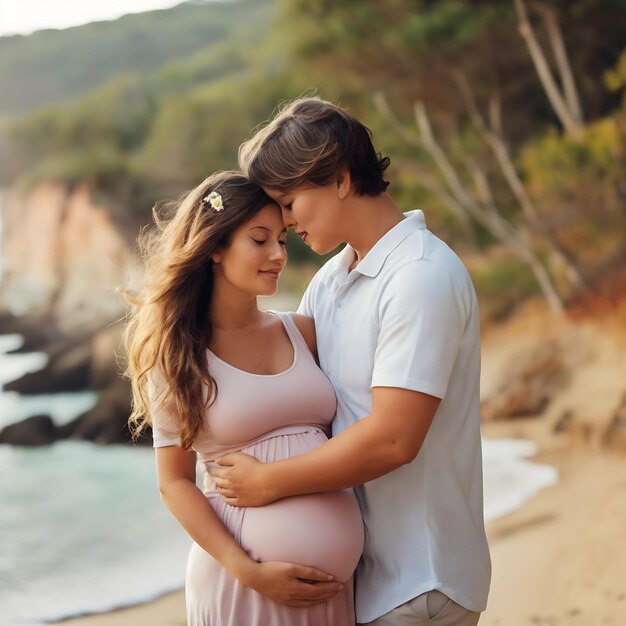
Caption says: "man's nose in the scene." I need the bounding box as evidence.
[281,207,296,229]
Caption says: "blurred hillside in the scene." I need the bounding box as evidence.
[0,0,625,323]
[0,0,275,116]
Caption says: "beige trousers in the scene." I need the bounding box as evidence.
[358,590,481,626]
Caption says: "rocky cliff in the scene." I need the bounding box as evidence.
[0,182,143,445]
[1,182,138,331]
[480,299,626,453]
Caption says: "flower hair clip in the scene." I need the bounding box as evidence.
[203,191,224,212]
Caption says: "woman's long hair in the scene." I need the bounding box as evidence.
[123,171,274,449]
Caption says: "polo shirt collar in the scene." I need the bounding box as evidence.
[334,209,426,279]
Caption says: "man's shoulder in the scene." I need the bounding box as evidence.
[381,234,476,321]
[390,229,472,287]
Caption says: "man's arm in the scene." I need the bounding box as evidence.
[212,387,440,506]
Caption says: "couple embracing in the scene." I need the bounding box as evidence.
[125,97,491,626]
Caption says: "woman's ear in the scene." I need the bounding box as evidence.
[337,169,352,200]
[211,251,221,264]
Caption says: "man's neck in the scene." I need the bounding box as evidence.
[344,193,405,266]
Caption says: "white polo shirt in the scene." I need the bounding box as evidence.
[298,210,491,623]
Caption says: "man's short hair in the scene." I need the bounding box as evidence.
[239,97,390,196]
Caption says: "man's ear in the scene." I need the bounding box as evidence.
[337,169,352,200]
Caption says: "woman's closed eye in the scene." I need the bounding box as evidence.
[252,238,288,246]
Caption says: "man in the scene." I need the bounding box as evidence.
[212,97,491,625]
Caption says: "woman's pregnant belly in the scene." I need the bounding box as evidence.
[241,488,364,583]
[234,427,364,583]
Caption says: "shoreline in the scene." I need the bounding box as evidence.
[54,442,626,626]
[51,589,186,626]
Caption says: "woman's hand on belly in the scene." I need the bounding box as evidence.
[212,452,275,507]
[241,560,344,607]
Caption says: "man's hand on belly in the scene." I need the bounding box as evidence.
[241,561,343,607]
[211,452,276,506]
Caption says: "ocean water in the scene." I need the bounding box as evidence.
[0,443,190,626]
[0,335,558,626]
[0,334,97,430]
[482,437,558,521]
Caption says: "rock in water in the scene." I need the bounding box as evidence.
[62,379,138,445]
[0,415,58,446]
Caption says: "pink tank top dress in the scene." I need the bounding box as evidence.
[151,311,364,626]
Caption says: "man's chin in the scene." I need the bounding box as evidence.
[314,242,343,256]
[308,239,330,255]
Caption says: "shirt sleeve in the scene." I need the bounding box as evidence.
[371,260,468,399]
[148,368,182,448]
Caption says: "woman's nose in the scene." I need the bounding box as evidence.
[269,242,287,263]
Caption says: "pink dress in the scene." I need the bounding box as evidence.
[151,311,364,626]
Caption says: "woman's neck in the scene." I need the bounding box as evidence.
[209,282,262,331]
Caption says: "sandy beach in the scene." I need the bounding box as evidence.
[54,589,186,626]
[56,442,626,626]
[480,443,626,625]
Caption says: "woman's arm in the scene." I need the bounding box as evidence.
[155,445,342,607]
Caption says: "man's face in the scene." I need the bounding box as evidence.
[263,183,344,255]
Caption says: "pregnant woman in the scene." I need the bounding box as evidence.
[124,171,363,626]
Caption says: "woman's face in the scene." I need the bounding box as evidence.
[212,203,287,297]
[263,183,344,255]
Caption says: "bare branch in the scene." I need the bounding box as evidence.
[414,98,565,314]
[530,1,584,125]
[413,100,477,211]
[514,0,582,135]
[468,159,494,207]
[372,91,421,147]
[453,71,585,289]
[375,91,568,314]
[394,156,477,244]
[453,72,538,223]
[488,92,503,137]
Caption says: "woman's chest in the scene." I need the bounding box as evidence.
[205,363,337,445]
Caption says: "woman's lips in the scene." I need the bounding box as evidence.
[259,270,280,280]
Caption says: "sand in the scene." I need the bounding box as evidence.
[53,590,186,626]
[480,444,626,626]
[55,441,626,626]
